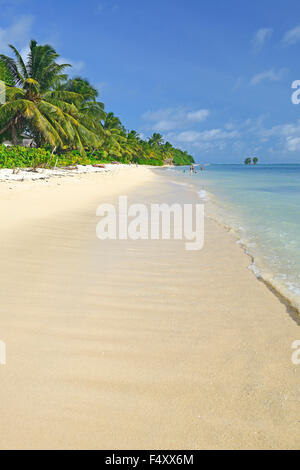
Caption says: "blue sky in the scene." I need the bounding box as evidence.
[1,0,300,162]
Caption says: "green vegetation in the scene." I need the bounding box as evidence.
[0,40,194,168]
[0,145,122,169]
[244,157,259,165]
[0,59,14,86]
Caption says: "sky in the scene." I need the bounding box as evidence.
[1,0,300,163]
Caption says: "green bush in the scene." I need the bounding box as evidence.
[137,157,163,166]
[0,146,114,169]
[0,144,193,169]
[0,146,53,169]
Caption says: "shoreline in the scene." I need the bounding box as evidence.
[2,163,299,321]
[205,208,300,323]
[0,167,299,450]
[161,168,300,318]
[207,200,300,319]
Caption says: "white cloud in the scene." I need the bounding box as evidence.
[283,25,300,45]
[174,131,202,143]
[260,121,300,138]
[58,57,85,74]
[250,68,286,85]
[142,108,245,154]
[286,136,300,151]
[252,28,273,50]
[174,128,238,143]
[70,60,85,73]
[186,109,210,121]
[258,120,300,152]
[156,111,300,156]
[0,15,33,53]
[165,127,239,153]
[142,107,210,132]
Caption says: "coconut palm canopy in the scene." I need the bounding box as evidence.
[0,40,103,151]
[0,40,194,165]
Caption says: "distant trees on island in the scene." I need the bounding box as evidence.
[244,157,258,165]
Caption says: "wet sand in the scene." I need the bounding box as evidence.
[0,167,299,450]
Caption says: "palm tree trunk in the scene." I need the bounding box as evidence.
[11,124,18,145]
[0,116,19,144]
[0,119,13,136]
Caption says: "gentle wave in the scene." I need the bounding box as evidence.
[198,190,209,201]
[173,164,300,314]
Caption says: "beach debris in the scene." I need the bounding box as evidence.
[61,166,78,170]
[0,164,129,183]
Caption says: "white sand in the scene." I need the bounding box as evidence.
[0,167,299,450]
[0,163,131,182]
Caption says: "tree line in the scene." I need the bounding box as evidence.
[0,40,194,167]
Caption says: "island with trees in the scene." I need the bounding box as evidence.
[244,157,259,165]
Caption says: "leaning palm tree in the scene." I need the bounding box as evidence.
[56,77,106,141]
[101,112,126,157]
[0,41,101,152]
[124,130,143,161]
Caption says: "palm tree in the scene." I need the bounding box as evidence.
[162,141,174,164]
[124,130,143,162]
[56,77,106,143]
[0,41,100,152]
[244,157,252,165]
[0,59,14,86]
[253,157,258,165]
[57,77,105,120]
[101,112,126,157]
[61,77,98,100]
[149,132,164,147]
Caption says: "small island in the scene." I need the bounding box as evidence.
[244,156,259,165]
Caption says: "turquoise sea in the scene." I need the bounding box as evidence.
[167,164,300,312]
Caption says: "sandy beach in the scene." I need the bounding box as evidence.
[0,166,299,450]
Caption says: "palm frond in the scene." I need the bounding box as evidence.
[8,44,28,80]
[0,54,23,86]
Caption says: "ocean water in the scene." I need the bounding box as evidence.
[167,164,300,312]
